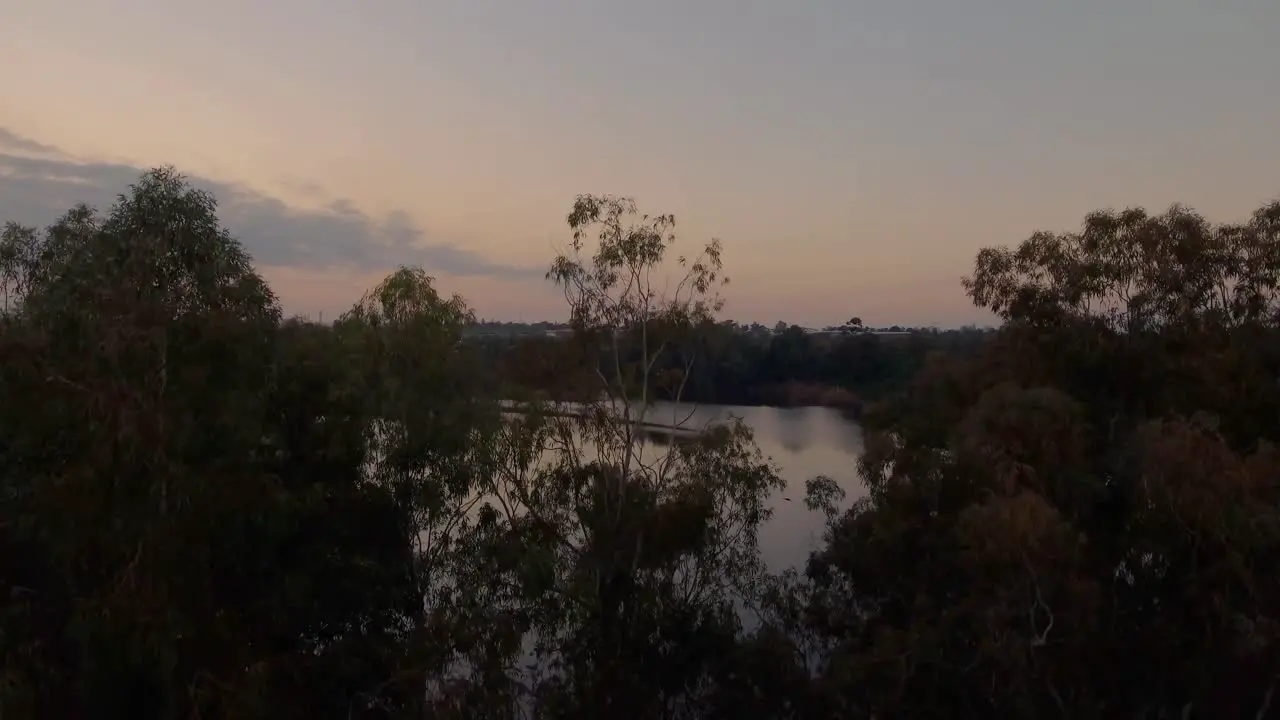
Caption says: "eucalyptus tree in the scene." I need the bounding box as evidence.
[336,266,494,577]
[0,168,287,717]
[329,266,525,713]
[447,195,787,717]
[0,169,446,719]
[800,199,1280,718]
[0,222,36,313]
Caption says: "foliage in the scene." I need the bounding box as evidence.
[0,179,792,718]
[0,170,491,717]
[480,321,993,412]
[5,167,1278,719]
[798,200,1280,718]
[1,168,290,717]
[442,194,788,717]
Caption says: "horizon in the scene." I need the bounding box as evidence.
[286,312,997,331]
[2,1,1277,328]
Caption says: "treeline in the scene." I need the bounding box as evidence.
[2,173,1279,718]
[474,323,994,411]
[465,320,930,339]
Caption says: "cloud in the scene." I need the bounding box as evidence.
[0,128,62,156]
[0,128,538,279]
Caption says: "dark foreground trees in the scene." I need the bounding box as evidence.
[797,200,1280,718]
[0,176,790,717]
[2,168,1277,718]
[0,170,448,717]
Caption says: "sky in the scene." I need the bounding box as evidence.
[1,0,1277,328]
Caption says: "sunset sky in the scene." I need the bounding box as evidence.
[2,0,1277,327]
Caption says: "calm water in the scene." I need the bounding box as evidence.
[441,401,864,681]
[636,402,865,573]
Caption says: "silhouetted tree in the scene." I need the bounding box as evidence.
[796,199,1280,718]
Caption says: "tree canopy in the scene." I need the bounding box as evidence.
[2,170,1277,719]
[796,200,1280,718]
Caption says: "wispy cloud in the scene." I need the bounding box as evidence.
[0,128,62,156]
[0,128,539,279]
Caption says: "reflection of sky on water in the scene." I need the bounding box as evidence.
[505,400,864,574]
[645,402,865,574]
[771,407,811,453]
[474,402,863,682]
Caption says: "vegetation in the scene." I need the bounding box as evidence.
[792,200,1280,718]
[1,169,1277,718]
[474,316,992,412]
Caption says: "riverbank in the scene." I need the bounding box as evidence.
[499,401,709,438]
[498,382,865,418]
[752,381,863,415]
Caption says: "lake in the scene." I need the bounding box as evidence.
[631,401,866,573]
[438,400,866,683]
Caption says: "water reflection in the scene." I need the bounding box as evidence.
[500,400,864,573]
[773,407,813,453]
[641,402,865,573]
[459,401,864,684]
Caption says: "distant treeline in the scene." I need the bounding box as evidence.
[471,322,995,412]
[463,319,937,338]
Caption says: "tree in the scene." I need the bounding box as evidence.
[799,198,1280,718]
[332,266,517,713]
[445,194,787,717]
[0,168,287,717]
[0,170,499,719]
